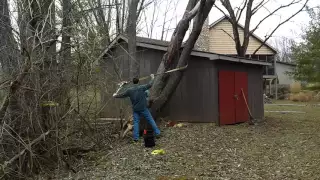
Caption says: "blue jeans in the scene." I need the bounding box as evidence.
[133,108,160,140]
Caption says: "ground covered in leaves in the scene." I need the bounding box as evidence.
[54,101,320,180]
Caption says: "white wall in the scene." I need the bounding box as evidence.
[276,63,296,85]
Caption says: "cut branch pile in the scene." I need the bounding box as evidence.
[2,131,50,170]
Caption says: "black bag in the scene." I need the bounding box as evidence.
[143,129,155,148]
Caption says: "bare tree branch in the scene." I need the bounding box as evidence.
[252,0,270,15]
[221,0,243,55]
[2,131,51,168]
[161,0,173,40]
[236,0,248,22]
[219,0,308,57]
[214,4,229,17]
[136,0,145,21]
[217,28,235,41]
[186,0,202,19]
[250,0,304,35]
[252,0,309,55]
[240,0,254,54]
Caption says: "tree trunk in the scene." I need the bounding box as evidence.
[59,0,73,109]
[61,0,72,65]
[127,0,140,78]
[149,0,216,116]
[0,0,19,75]
[96,0,111,45]
[149,0,198,100]
[115,0,121,34]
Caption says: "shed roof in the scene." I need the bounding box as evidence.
[209,16,278,54]
[105,34,272,66]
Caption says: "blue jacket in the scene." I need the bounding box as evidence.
[114,79,154,111]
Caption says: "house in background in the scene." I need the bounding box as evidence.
[275,61,296,85]
[194,16,279,98]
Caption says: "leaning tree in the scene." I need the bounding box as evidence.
[149,0,216,115]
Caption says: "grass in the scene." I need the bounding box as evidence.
[53,100,320,180]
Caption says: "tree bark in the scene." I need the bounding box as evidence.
[149,0,198,102]
[115,0,121,34]
[96,0,111,45]
[59,0,73,108]
[127,0,140,78]
[61,0,72,65]
[149,0,216,116]
[221,0,243,56]
[0,0,19,75]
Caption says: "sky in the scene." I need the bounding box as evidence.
[139,0,320,45]
[7,0,320,47]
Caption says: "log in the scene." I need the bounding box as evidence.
[265,111,306,114]
[62,145,96,155]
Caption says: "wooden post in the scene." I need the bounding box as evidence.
[273,56,278,100]
[265,55,268,76]
[269,80,272,95]
[275,78,278,100]
[119,108,123,135]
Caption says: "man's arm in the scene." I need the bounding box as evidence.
[113,90,129,98]
[113,82,130,98]
[141,74,155,91]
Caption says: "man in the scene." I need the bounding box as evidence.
[113,74,161,142]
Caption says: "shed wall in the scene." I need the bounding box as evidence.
[104,44,265,122]
[162,59,264,123]
[163,57,218,123]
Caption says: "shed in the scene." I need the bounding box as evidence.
[103,35,271,125]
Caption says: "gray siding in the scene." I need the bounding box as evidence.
[104,44,265,122]
[136,47,163,80]
[248,67,264,119]
[164,57,217,123]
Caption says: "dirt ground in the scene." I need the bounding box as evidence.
[54,101,320,180]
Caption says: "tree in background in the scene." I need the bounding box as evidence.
[290,7,320,83]
[215,0,309,57]
[0,0,20,76]
[272,36,295,63]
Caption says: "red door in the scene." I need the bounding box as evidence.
[219,70,249,125]
[218,71,235,125]
[235,72,249,123]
